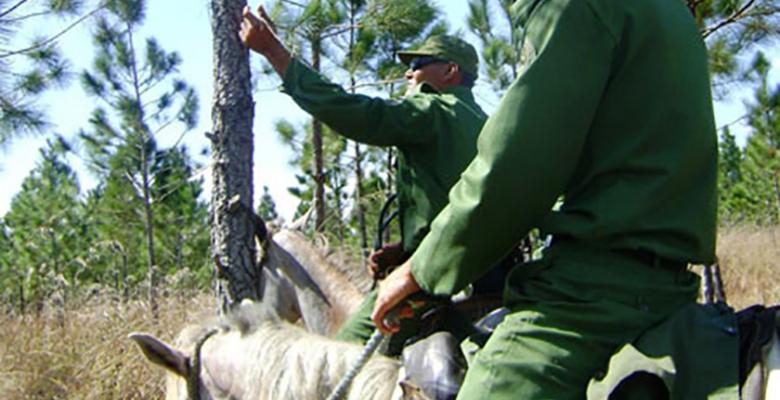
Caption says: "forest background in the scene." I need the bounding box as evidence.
[1,0,780,398]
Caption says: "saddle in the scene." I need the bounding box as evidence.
[397,301,507,400]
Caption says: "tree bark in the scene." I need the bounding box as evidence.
[140,147,159,317]
[354,142,369,259]
[348,5,369,259]
[210,0,258,312]
[128,24,160,318]
[311,37,326,232]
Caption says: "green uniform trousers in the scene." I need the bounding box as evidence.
[457,242,703,400]
[335,289,475,356]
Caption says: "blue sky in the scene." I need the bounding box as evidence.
[1,0,776,222]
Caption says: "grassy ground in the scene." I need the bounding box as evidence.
[1,226,778,399]
[0,293,213,400]
[716,225,780,309]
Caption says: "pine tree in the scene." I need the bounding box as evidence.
[267,0,348,232]
[725,52,780,225]
[688,0,780,94]
[0,0,102,144]
[343,0,370,258]
[466,0,522,95]
[0,219,14,312]
[717,127,746,223]
[257,185,280,223]
[151,147,210,284]
[78,0,198,315]
[2,139,87,312]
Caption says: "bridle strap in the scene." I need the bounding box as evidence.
[188,328,219,400]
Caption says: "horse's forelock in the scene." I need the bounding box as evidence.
[175,302,280,351]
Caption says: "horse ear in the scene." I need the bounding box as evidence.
[129,332,190,377]
[288,205,314,232]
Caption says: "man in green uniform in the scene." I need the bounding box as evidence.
[372,0,738,398]
[239,6,497,354]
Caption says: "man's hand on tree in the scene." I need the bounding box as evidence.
[239,5,291,75]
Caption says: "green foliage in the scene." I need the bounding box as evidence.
[359,0,446,90]
[150,147,210,278]
[72,0,208,299]
[0,0,95,145]
[106,0,145,24]
[1,140,89,311]
[689,0,780,97]
[466,0,522,93]
[718,51,780,225]
[258,186,280,223]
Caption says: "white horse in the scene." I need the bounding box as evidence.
[130,303,434,400]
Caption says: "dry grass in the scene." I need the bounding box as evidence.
[716,225,780,309]
[0,294,213,400]
[1,226,778,399]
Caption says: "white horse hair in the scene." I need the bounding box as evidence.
[130,302,425,400]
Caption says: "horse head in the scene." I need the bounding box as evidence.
[129,302,417,400]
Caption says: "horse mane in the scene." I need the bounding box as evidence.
[277,210,373,295]
[173,302,402,400]
[316,235,373,294]
[264,229,367,317]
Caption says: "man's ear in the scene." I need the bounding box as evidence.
[445,63,462,85]
[129,332,190,377]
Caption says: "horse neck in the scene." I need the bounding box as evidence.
[200,322,401,400]
[265,230,365,335]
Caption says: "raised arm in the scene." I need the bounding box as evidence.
[239,5,438,147]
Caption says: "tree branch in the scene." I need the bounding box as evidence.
[0,5,103,59]
[717,113,751,132]
[4,9,50,23]
[281,0,307,8]
[0,0,29,20]
[701,0,758,39]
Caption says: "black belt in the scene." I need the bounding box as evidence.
[551,236,687,271]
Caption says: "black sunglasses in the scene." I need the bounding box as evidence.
[409,56,448,71]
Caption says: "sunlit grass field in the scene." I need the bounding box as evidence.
[0,293,213,400]
[1,225,778,399]
[716,225,780,309]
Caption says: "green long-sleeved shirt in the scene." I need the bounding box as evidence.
[282,58,487,251]
[411,0,718,296]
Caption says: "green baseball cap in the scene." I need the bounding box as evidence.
[397,35,479,77]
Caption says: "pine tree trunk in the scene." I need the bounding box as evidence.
[210,0,258,312]
[311,38,326,232]
[17,278,24,314]
[348,5,368,259]
[773,171,780,223]
[121,250,129,303]
[128,24,160,318]
[354,142,369,259]
[383,148,394,245]
[140,152,159,317]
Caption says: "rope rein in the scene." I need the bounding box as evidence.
[325,328,388,400]
[326,307,403,400]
